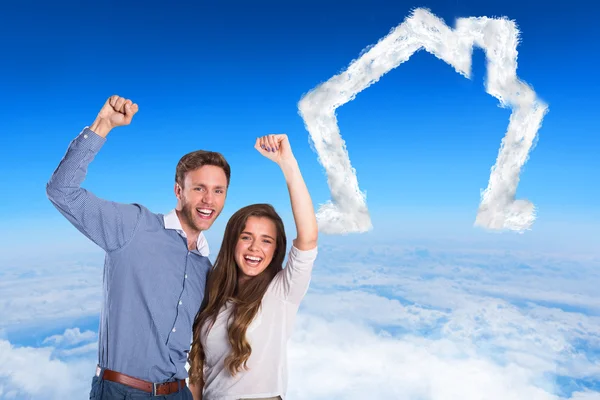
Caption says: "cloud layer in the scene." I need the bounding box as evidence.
[284,243,600,399]
[0,329,97,399]
[1,241,598,399]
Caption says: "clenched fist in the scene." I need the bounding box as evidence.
[254,134,296,165]
[91,95,139,137]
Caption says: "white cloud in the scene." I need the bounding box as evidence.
[0,326,98,399]
[0,339,96,400]
[0,260,102,330]
[309,242,600,314]
[1,241,598,399]
[285,242,600,399]
[302,290,447,331]
[298,8,548,234]
[43,328,97,347]
[288,315,564,400]
[569,392,600,400]
[52,342,98,358]
[0,261,101,399]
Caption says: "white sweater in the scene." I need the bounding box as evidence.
[201,245,318,400]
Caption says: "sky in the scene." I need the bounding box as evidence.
[0,0,598,256]
[0,0,599,399]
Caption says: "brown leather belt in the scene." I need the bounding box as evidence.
[101,368,186,396]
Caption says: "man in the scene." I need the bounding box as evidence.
[46,95,230,399]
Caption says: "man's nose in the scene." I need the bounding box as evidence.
[201,191,213,204]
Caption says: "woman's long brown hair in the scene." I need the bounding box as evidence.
[188,203,287,384]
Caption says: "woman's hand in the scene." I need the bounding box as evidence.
[255,134,295,165]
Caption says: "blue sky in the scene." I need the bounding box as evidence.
[0,0,598,258]
[1,2,599,398]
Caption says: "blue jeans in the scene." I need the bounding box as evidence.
[90,368,193,400]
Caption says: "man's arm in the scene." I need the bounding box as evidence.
[46,95,142,253]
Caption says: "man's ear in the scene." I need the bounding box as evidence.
[174,182,182,200]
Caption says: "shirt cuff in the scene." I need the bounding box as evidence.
[73,126,107,153]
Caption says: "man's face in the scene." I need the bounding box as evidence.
[176,165,228,233]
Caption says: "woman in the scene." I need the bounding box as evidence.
[188,133,319,400]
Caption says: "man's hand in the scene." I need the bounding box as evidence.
[90,95,139,138]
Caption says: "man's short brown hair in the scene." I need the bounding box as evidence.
[175,150,231,188]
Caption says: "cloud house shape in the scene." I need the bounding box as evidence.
[298,7,549,235]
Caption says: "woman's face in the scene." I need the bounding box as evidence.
[234,216,277,281]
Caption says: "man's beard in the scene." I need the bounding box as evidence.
[181,201,201,232]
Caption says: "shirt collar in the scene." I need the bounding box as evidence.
[163,209,210,257]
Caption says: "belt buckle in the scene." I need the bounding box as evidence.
[152,382,158,396]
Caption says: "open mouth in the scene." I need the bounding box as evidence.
[244,255,263,267]
[196,208,214,219]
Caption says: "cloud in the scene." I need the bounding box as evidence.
[0,260,101,330]
[41,328,98,360]
[43,328,97,347]
[1,242,598,399]
[0,328,98,399]
[286,242,600,399]
[298,7,548,234]
[309,242,600,315]
[302,289,447,332]
[287,315,566,400]
[0,339,96,400]
[569,391,600,400]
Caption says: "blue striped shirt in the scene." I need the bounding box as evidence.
[46,127,212,383]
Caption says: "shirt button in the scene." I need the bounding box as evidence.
[172,328,176,333]
[83,134,88,139]
[184,274,188,279]
[179,301,182,305]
